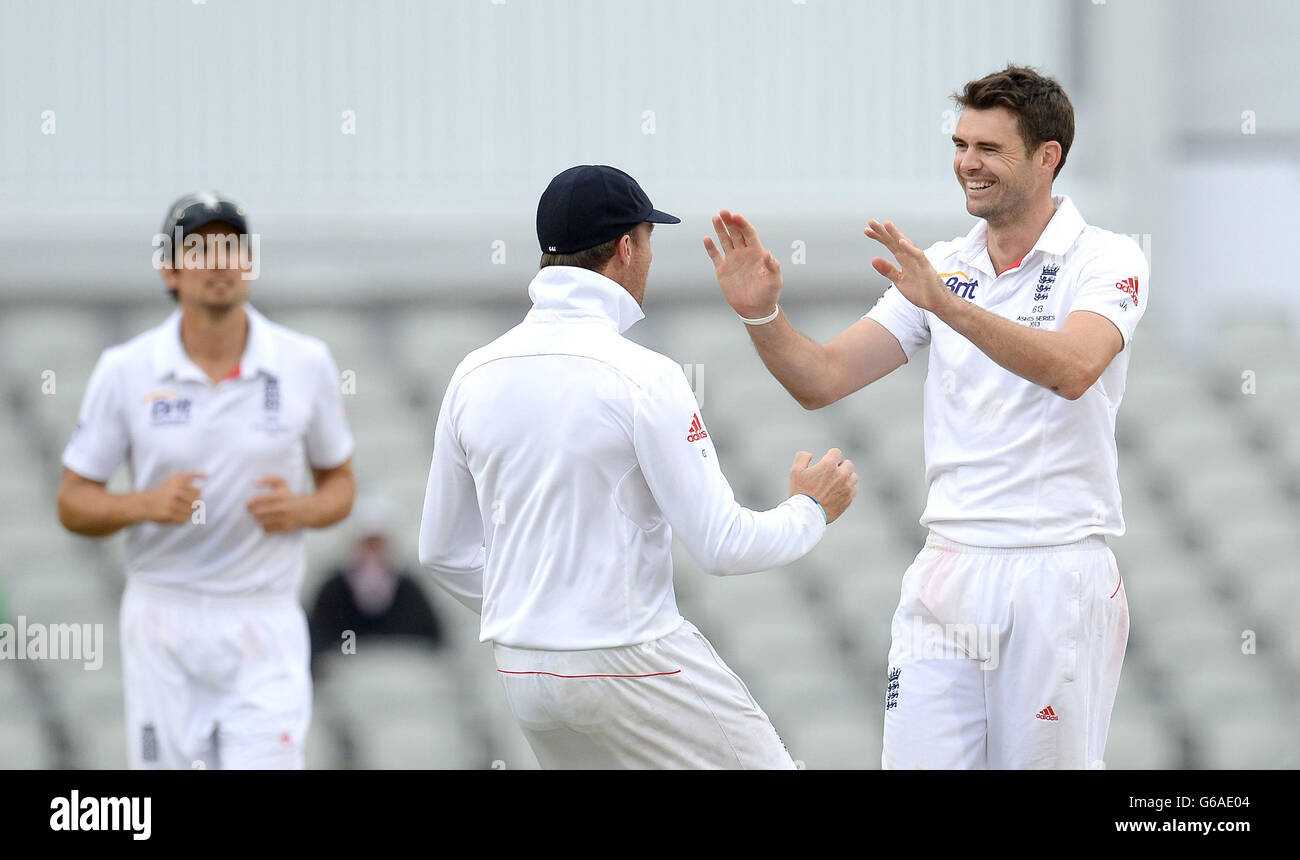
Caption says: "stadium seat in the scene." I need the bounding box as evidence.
[304,719,345,770]
[350,712,471,769]
[1211,319,1299,380]
[273,308,393,378]
[118,305,172,342]
[1167,649,1281,720]
[315,643,461,720]
[1121,368,1216,425]
[1104,699,1179,769]
[0,308,112,385]
[6,567,117,625]
[46,656,124,722]
[1238,564,1300,630]
[393,307,511,386]
[0,713,55,769]
[1146,606,1248,670]
[1176,460,1293,531]
[724,663,849,734]
[1208,518,1300,576]
[1199,710,1300,769]
[72,713,129,770]
[781,703,881,769]
[1136,411,1250,474]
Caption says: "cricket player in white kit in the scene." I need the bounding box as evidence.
[704,66,1148,769]
[56,192,356,769]
[419,165,858,769]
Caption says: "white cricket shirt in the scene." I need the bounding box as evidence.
[865,196,1149,547]
[62,304,355,597]
[418,266,826,650]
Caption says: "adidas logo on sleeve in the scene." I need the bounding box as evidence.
[686,413,708,442]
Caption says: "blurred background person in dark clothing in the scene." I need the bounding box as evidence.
[308,494,444,674]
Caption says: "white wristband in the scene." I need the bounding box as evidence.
[738,305,780,326]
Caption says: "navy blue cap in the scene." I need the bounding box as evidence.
[161,191,249,242]
[537,165,680,254]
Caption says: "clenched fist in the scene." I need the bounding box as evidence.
[788,448,858,525]
[247,476,304,533]
[144,472,204,524]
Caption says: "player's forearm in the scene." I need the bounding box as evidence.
[936,293,1096,400]
[297,470,355,529]
[418,533,485,614]
[743,311,840,410]
[692,495,826,576]
[56,485,150,537]
[425,566,484,615]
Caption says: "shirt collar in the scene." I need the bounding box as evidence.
[152,302,280,383]
[956,194,1086,273]
[525,266,645,334]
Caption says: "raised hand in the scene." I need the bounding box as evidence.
[703,210,783,319]
[865,219,950,313]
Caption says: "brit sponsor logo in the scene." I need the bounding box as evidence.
[142,389,192,426]
[939,271,978,300]
[150,397,191,425]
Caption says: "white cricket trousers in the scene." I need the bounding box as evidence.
[882,532,1129,770]
[120,579,312,770]
[493,619,795,769]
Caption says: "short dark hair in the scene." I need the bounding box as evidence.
[954,65,1075,178]
[539,228,638,272]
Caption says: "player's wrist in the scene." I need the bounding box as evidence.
[737,304,780,326]
[285,493,313,530]
[796,493,827,524]
[128,490,162,523]
[928,281,963,320]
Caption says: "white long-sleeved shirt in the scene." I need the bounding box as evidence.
[418,266,826,649]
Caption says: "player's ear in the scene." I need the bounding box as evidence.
[1038,140,1062,176]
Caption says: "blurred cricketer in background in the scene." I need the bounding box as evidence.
[56,192,356,769]
[418,165,858,769]
[705,66,1148,769]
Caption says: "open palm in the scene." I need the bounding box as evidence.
[703,210,783,319]
[865,219,948,313]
